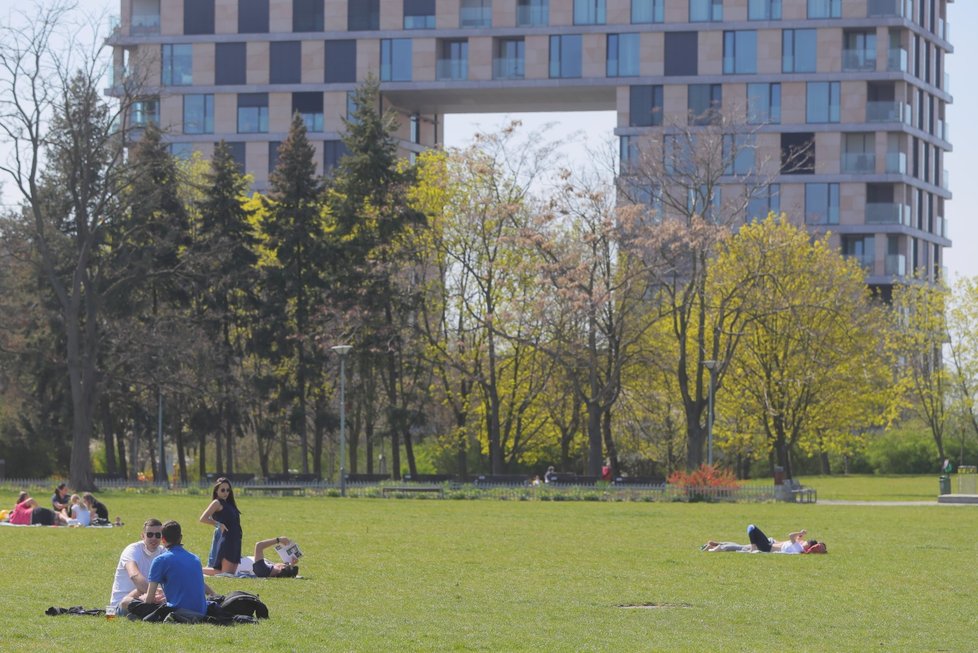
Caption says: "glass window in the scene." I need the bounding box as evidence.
[215,43,247,85]
[805,183,839,224]
[843,30,877,71]
[237,93,269,133]
[494,38,524,80]
[437,39,468,81]
[723,31,757,74]
[748,0,781,20]
[268,141,281,174]
[781,132,815,174]
[293,0,324,31]
[688,185,721,221]
[747,184,780,221]
[346,91,358,124]
[292,92,323,132]
[460,0,492,28]
[574,0,606,25]
[808,0,841,18]
[806,81,840,123]
[404,0,436,28]
[688,84,722,125]
[238,0,269,33]
[131,0,161,34]
[632,0,663,23]
[747,82,781,124]
[842,235,875,269]
[132,97,159,127]
[381,39,413,82]
[783,29,817,73]
[325,40,356,83]
[607,34,640,77]
[184,0,214,35]
[724,134,756,175]
[517,0,548,26]
[664,32,698,77]
[270,41,301,84]
[690,0,722,22]
[549,35,582,79]
[226,142,246,172]
[161,44,192,86]
[324,139,349,173]
[170,143,195,159]
[348,0,380,30]
[183,94,214,134]
[629,85,663,127]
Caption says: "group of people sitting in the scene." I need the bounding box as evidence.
[701,524,828,554]
[3,484,112,527]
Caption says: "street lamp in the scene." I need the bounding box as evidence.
[703,360,719,466]
[331,345,352,496]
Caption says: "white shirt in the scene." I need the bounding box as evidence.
[108,541,162,610]
[780,540,804,554]
[237,556,254,575]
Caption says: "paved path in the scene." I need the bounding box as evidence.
[818,498,978,506]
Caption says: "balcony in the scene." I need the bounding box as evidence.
[866,203,911,226]
[887,48,908,73]
[867,0,912,17]
[942,169,950,191]
[131,13,161,34]
[935,215,947,239]
[937,119,949,142]
[846,253,875,271]
[885,254,907,277]
[517,5,548,26]
[436,59,468,81]
[942,73,950,94]
[884,152,907,174]
[493,57,525,80]
[842,153,876,174]
[460,6,492,28]
[866,101,911,123]
[842,49,877,72]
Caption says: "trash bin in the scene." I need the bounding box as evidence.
[773,466,785,486]
[939,475,951,495]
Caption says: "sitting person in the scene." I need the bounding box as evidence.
[141,520,210,621]
[204,536,300,578]
[9,493,67,526]
[51,483,70,513]
[747,524,827,554]
[108,518,165,616]
[68,494,91,526]
[83,492,109,522]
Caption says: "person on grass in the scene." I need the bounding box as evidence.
[68,494,90,526]
[83,492,109,522]
[142,521,210,621]
[199,477,243,575]
[747,524,827,554]
[108,518,165,616]
[51,483,70,513]
[9,493,67,526]
[204,536,300,578]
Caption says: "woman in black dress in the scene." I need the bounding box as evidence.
[199,477,243,573]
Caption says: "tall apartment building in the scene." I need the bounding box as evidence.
[108,0,953,294]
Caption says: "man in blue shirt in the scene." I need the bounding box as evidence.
[145,520,209,620]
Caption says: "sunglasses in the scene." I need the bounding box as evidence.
[144,532,163,539]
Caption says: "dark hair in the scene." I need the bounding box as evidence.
[212,477,240,513]
[161,520,182,545]
[278,565,299,578]
[16,491,29,505]
[56,483,67,491]
[807,539,817,547]
[143,518,163,531]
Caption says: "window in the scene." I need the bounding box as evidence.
[325,40,356,83]
[805,183,839,224]
[161,44,193,86]
[346,91,358,124]
[437,39,468,81]
[494,38,524,80]
[410,114,420,144]
[748,0,781,20]
[690,0,722,22]
[574,0,606,25]
[238,0,269,33]
[629,85,663,127]
[632,0,663,23]
[517,0,548,26]
[843,133,875,173]
[808,0,841,18]
[237,93,269,133]
[215,43,246,85]
[747,82,781,124]
[460,0,492,28]
[688,185,720,221]
[665,32,698,77]
[226,142,246,172]
[183,94,214,134]
[269,141,281,174]
[404,0,435,28]
[131,0,161,34]
[348,0,379,30]
[184,0,214,34]
[665,134,696,175]
[843,30,877,71]
[549,35,582,79]
[782,29,817,73]
[747,184,780,221]
[293,92,323,132]
[781,132,815,174]
[170,143,195,159]
[724,135,755,175]
[132,98,159,127]
[723,31,757,74]
[271,42,301,84]
[324,140,349,173]
[688,84,722,125]
[607,34,639,77]
[381,39,412,82]
[842,235,875,269]
[293,0,324,31]
[806,82,840,123]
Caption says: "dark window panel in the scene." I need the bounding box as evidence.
[238,0,269,33]
[293,0,324,32]
[325,40,357,83]
[348,0,380,31]
[271,41,302,84]
[215,43,247,85]
[184,0,215,35]
[664,32,697,76]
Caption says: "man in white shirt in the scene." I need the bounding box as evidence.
[107,518,164,615]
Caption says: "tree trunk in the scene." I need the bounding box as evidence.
[101,409,117,476]
[601,407,619,478]
[176,425,188,485]
[223,404,233,474]
[198,429,207,480]
[117,433,128,480]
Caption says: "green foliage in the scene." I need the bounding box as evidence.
[864,424,943,474]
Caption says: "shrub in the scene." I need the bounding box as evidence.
[668,464,740,489]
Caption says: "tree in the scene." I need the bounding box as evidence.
[947,276,978,457]
[710,216,892,478]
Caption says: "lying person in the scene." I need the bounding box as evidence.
[747,524,827,554]
[203,535,300,578]
[9,493,68,526]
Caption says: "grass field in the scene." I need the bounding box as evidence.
[1,479,976,652]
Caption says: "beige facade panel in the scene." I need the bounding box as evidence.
[214,93,237,133]
[270,0,292,33]
[414,38,438,83]
[382,3,403,30]
[699,30,723,77]
[468,37,493,81]
[607,0,630,26]
[818,28,842,73]
[249,41,270,86]
[357,39,380,80]
[269,92,291,133]
[194,43,215,87]
[325,0,346,31]
[582,33,606,79]
[640,32,664,76]
[159,94,183,133]
[493,0,516,28]
[725,0,748,22]
[525,35,549,79]
[780,82,806,125]
[324,91,348,132]
[302,41,325,84]
[550,1,573,27]
[215,0,236,35]
[815,132,841,175]
[756,30,782,76]
[841,81,867,123]
[161,1,182,36]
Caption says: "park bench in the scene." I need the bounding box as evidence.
[381,485,444,497]
[241,484,306,496]
[791,487,817,503]
[613,476,665,486]
[403,473,457,483]
[549,473,599,486]
[473,474,530,487]
[345,473,392,484]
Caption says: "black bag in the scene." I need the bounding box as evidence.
[216,591,269,619]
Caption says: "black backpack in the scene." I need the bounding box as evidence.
[215,591,269,620]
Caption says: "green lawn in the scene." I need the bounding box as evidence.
[775,474,944,501]
[2,490,976,651]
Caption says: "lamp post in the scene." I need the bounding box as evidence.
[703,360,719,466]
[331,345,352,496]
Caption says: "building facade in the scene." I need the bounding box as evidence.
[109,0,953,290]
